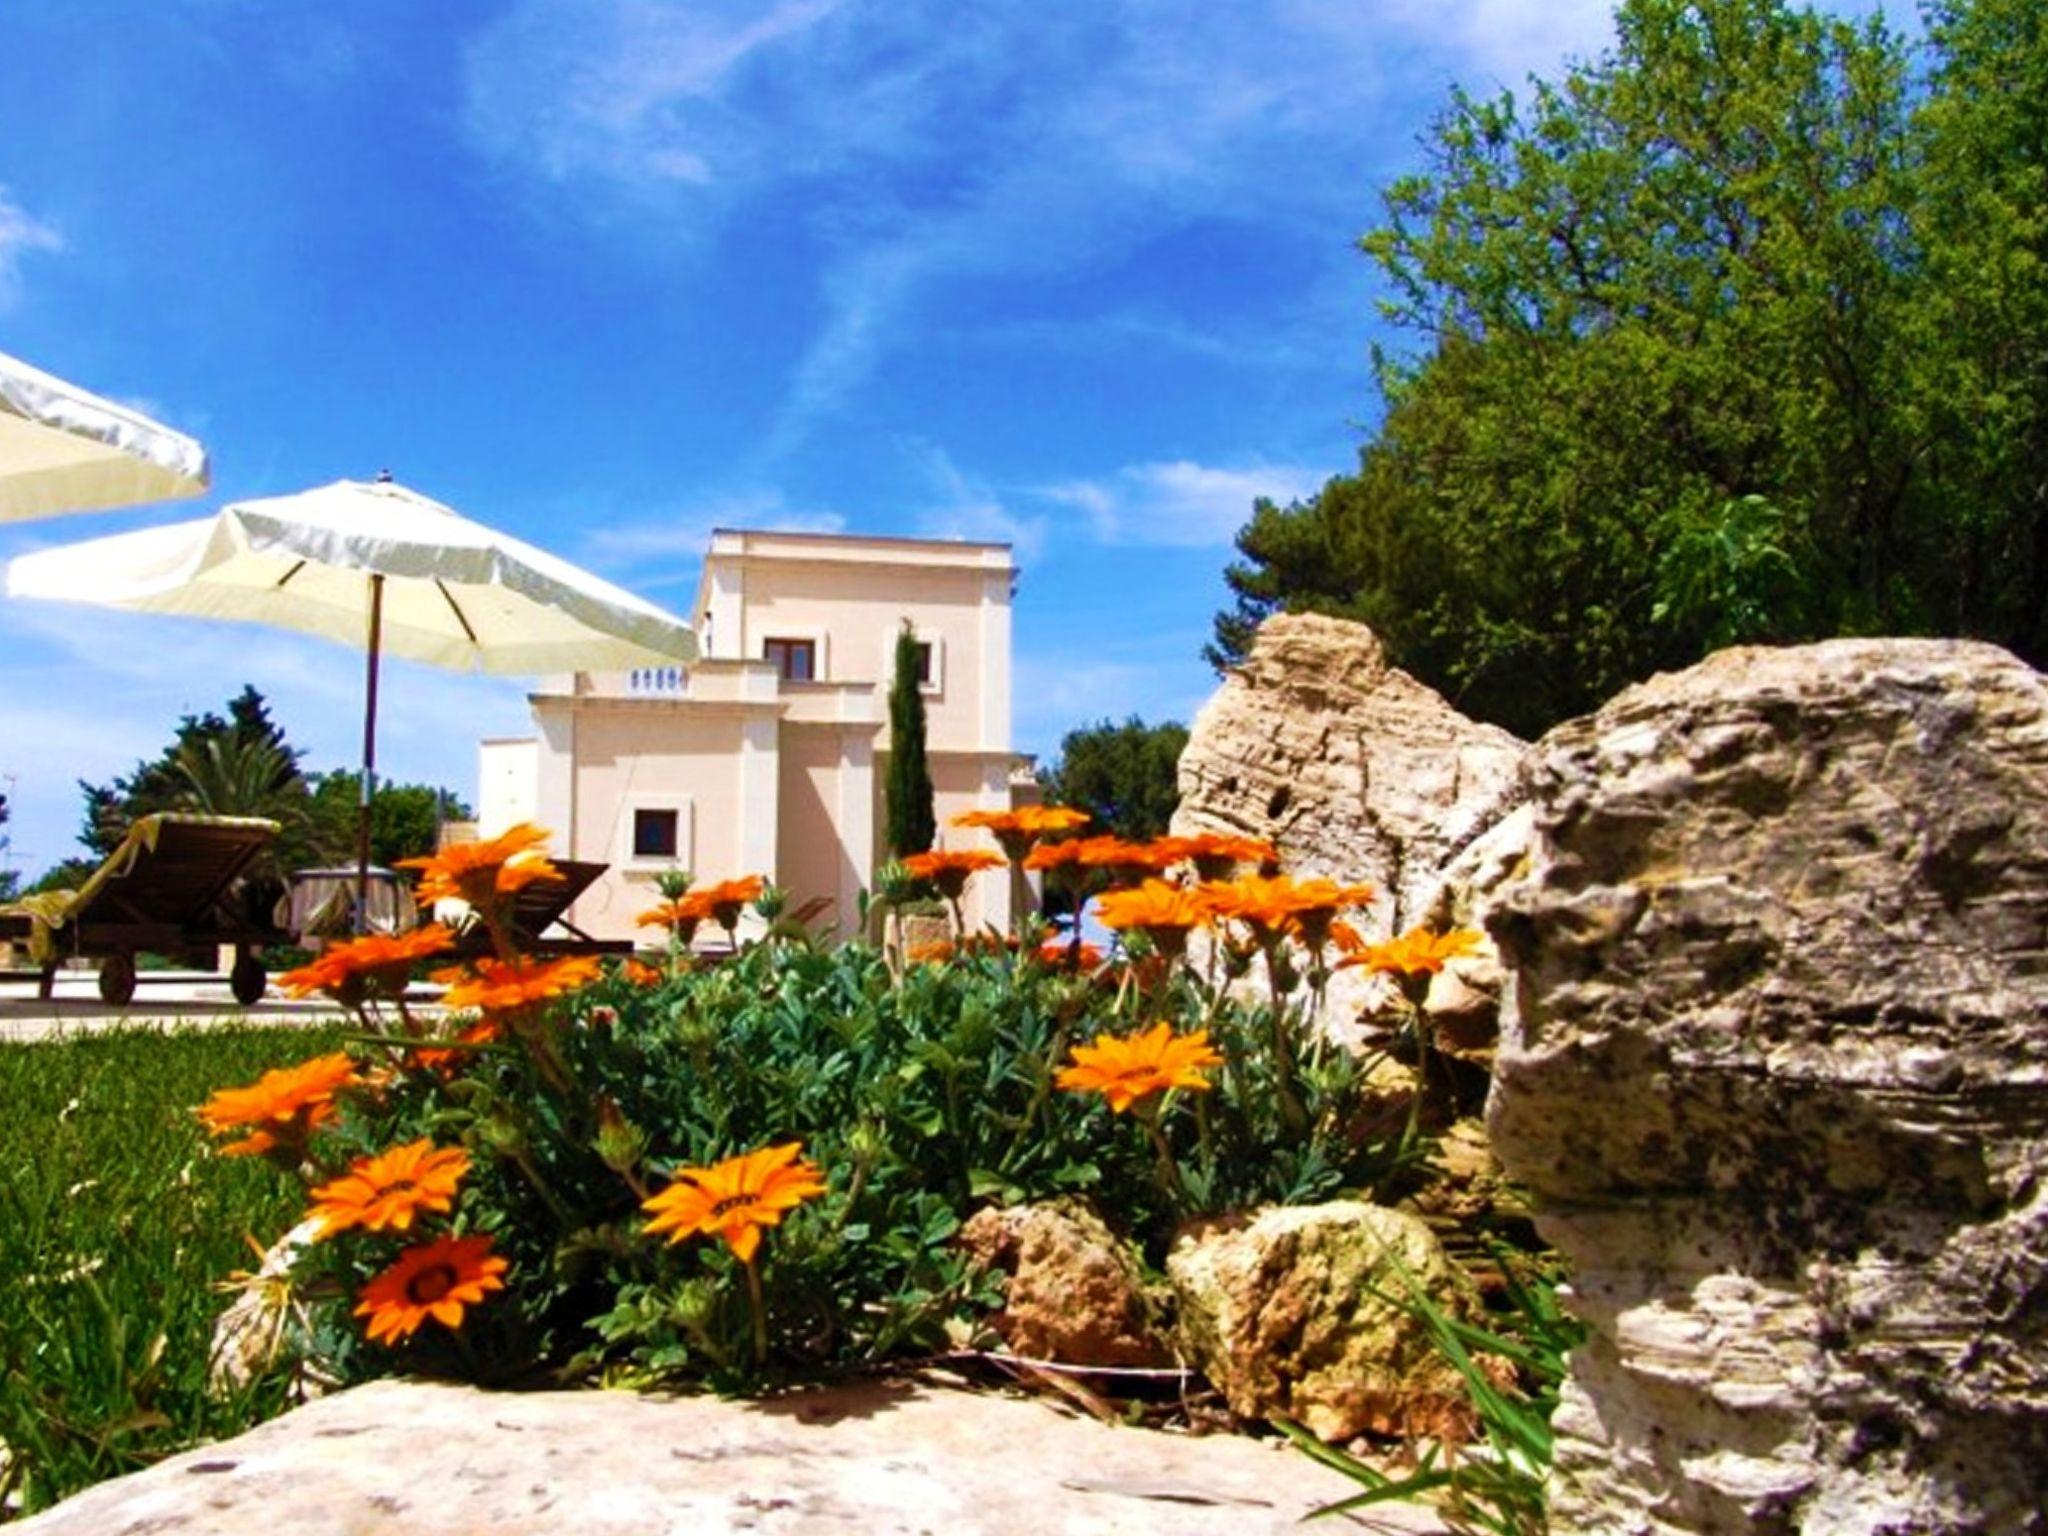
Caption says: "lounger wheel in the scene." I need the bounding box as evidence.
[98,954,137,1006]
[230,953,267,1006]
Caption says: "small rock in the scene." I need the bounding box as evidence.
[957,1201,1169,1367]
[1168,1201,1478,1443]
[209,1218,327,1397]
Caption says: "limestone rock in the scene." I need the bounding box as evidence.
[1485,638,2048,1534]
[12,1377,1449,1535]
[1167,1201,1477,1442]
[1173,612,1525,930]
[957,1200,1169,1366]
[209,1217,327,1396]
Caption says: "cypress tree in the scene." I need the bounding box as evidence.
[885,621,936,857]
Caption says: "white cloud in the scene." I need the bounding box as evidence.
[460,1,1620,457]
[1043,459,1324,547]
[0,185,62,311]
[901,441,1046,559]
[581,488,848,587]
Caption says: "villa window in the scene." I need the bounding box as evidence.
[764,637,817,681]
[632,807,679,860]
[913,641,934,686]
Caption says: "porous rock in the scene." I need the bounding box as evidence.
[1173,612,1525,927]
[1486,638,2048,1534]
[11,1378,1449,1535]
[957,1200,1169,1366]
[1167,1201,1477,1442]
[1174,613,1525,1038]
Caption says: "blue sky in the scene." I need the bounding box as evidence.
[0,0,1893,878]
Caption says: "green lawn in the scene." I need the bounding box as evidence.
[0,1024,343,1518]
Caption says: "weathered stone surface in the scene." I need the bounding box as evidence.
[1174,613,1525,929]
[1167,1201,1477,1442]
[957,1200,1169,1366]
[209,1218,326,1397]
[1486,639,2048,1534]
[13,1378,1448,1535]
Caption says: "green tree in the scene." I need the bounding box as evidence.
[307,772,471,869]
[1213,0,2047,737]
[884,622,937,858]
[80,685,304,856]
[1038,717,1190,840]
[0,787,15,902]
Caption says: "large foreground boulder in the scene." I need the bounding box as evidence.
[1168,1201,1479,1442]
[13,1378,1447,1535]
[1487,639,2048,1534]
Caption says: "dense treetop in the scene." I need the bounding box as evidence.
[1212,0,2047,737]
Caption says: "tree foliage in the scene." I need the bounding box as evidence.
[1037,716,1190,840]
[884,623,936,858]
[1212,0,2048,737]
[60,686,469,890]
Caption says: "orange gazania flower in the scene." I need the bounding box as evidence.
[1056,1022,1223,1113]
[636,892,709,932]
[399,823,562,908]
[1200,874,1374,946]
[409,1016,502,1075]
[640,1142,828,1264]
[1036,936,1105,970]
[280,925,457,1004]
[953,805,1092,860]
[433,954,602,1014]
[355,1234,508,1345]
[308,1140,470,1237]
[622,958,665,987]
[1339,926,1485,978]
[901,847,1005,899]
[1163,832,1281,880]
[695,875,765,931]
[196,1052,360,1157]
[906,937,956,966]
[1096,880,1212,958]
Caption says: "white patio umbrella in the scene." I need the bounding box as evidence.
[0,348,210,520]
[6,475,696,924]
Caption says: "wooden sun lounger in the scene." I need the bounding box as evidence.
[0,814,291,1004]
[438,859,632,958]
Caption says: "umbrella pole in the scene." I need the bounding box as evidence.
[355,573,385,934]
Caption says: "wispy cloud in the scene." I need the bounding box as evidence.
[461,1,1620,459]
[1042,459,1324,548]
[0,185,61,310]
[581,487,848,589]
[900,440,1046,558]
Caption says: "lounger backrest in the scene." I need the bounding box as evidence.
[511,859,605,938]
[69,816,278,929]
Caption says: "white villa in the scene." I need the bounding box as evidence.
[478,528,1032,941]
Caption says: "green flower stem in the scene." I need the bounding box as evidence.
[1136,1100,1183,1202]
[743,1254,769,1368]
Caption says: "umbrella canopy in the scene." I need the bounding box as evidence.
[4,476,696,672]
[0,349,210,521]
[7,476,697,927]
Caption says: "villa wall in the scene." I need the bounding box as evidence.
[550,702,763,939]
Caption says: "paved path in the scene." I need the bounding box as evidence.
[0,970,369,1041]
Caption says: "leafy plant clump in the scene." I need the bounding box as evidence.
[199,817,1477,1396]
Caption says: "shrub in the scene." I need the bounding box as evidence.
[199,815,1490,1399]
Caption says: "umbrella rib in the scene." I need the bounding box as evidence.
[274,559,307,589]
[436,579,480,645]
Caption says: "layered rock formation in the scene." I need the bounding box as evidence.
[1486,639,2048,1533]
[1173,613,1524,928]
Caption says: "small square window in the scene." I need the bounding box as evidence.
[764,637,817,681]
[632,807,679,860]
